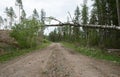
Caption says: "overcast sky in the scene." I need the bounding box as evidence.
[0,0,93,34]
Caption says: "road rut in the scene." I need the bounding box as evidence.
[0,43,120,77]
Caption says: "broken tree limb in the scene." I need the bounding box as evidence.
[44,16,120,30]
[45,23,120,30]
[45,17,63,24]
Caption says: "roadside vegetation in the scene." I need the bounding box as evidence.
[0,0,120,63]
[0,41,51,63]
[0,0,49,62]
[62,42,120,64]
[47,0,120,64]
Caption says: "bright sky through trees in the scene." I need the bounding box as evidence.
[0,0,93,22]
[0,0,93,34]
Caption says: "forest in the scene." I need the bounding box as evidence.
[0,0,120,61]
[48,0,120,49]
[0,0,120,77]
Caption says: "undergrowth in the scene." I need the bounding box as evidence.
[62,42,120,64]
[0,42,51,63]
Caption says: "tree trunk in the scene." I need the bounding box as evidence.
[19,5,20,23]
[45,23,120,30]
[116,0,120,26]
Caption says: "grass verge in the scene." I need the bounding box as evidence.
[62,42,120,64]
[0,42,51,63]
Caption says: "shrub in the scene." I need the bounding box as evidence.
[10,19,43,48]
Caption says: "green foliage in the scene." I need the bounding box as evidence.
[74,6,80,24]
[89,8,97,24]
[81,4,88,24]
[15,0,23,9]
[5,7,16,27]
[32,9,39,19]
[40,9,46,24]
[73,6,81,41]
[62,42,120,63]
[91,0,120,48]
[47,0,120,49]
[42,39,50,43]
[10,19,43,48]
[48,28,61,42]
[0,42,50,62]
[81,3,89,46]
[21,9,26,21]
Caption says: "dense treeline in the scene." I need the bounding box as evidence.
[48,0,120,48]
[0,0,120,48]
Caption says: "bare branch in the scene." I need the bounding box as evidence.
[67,12,74,23]
[45,17,63,24]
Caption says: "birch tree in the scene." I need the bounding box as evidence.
[0,16,3,29]
[15,0,23,22]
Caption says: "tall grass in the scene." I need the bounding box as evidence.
[0,42,51,63]
[62,42,120,63]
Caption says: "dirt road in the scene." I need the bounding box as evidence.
[0,43,120,77]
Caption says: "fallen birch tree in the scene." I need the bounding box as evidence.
[45,23,120,30]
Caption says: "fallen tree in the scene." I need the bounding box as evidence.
[45,23,120,30]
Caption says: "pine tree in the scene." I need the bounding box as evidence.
[74,6,80,24]
[91,0,120,48]
[81,1,89,45]
[40,9,46,24]
[21,9,26,21]
[32,9,39,20]
[73,6,81,41]
[89,8,97,24]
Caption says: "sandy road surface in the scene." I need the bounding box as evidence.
[0,43,120,77]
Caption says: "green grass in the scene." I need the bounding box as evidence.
[62,42,120,64]
[0,42,51,63]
